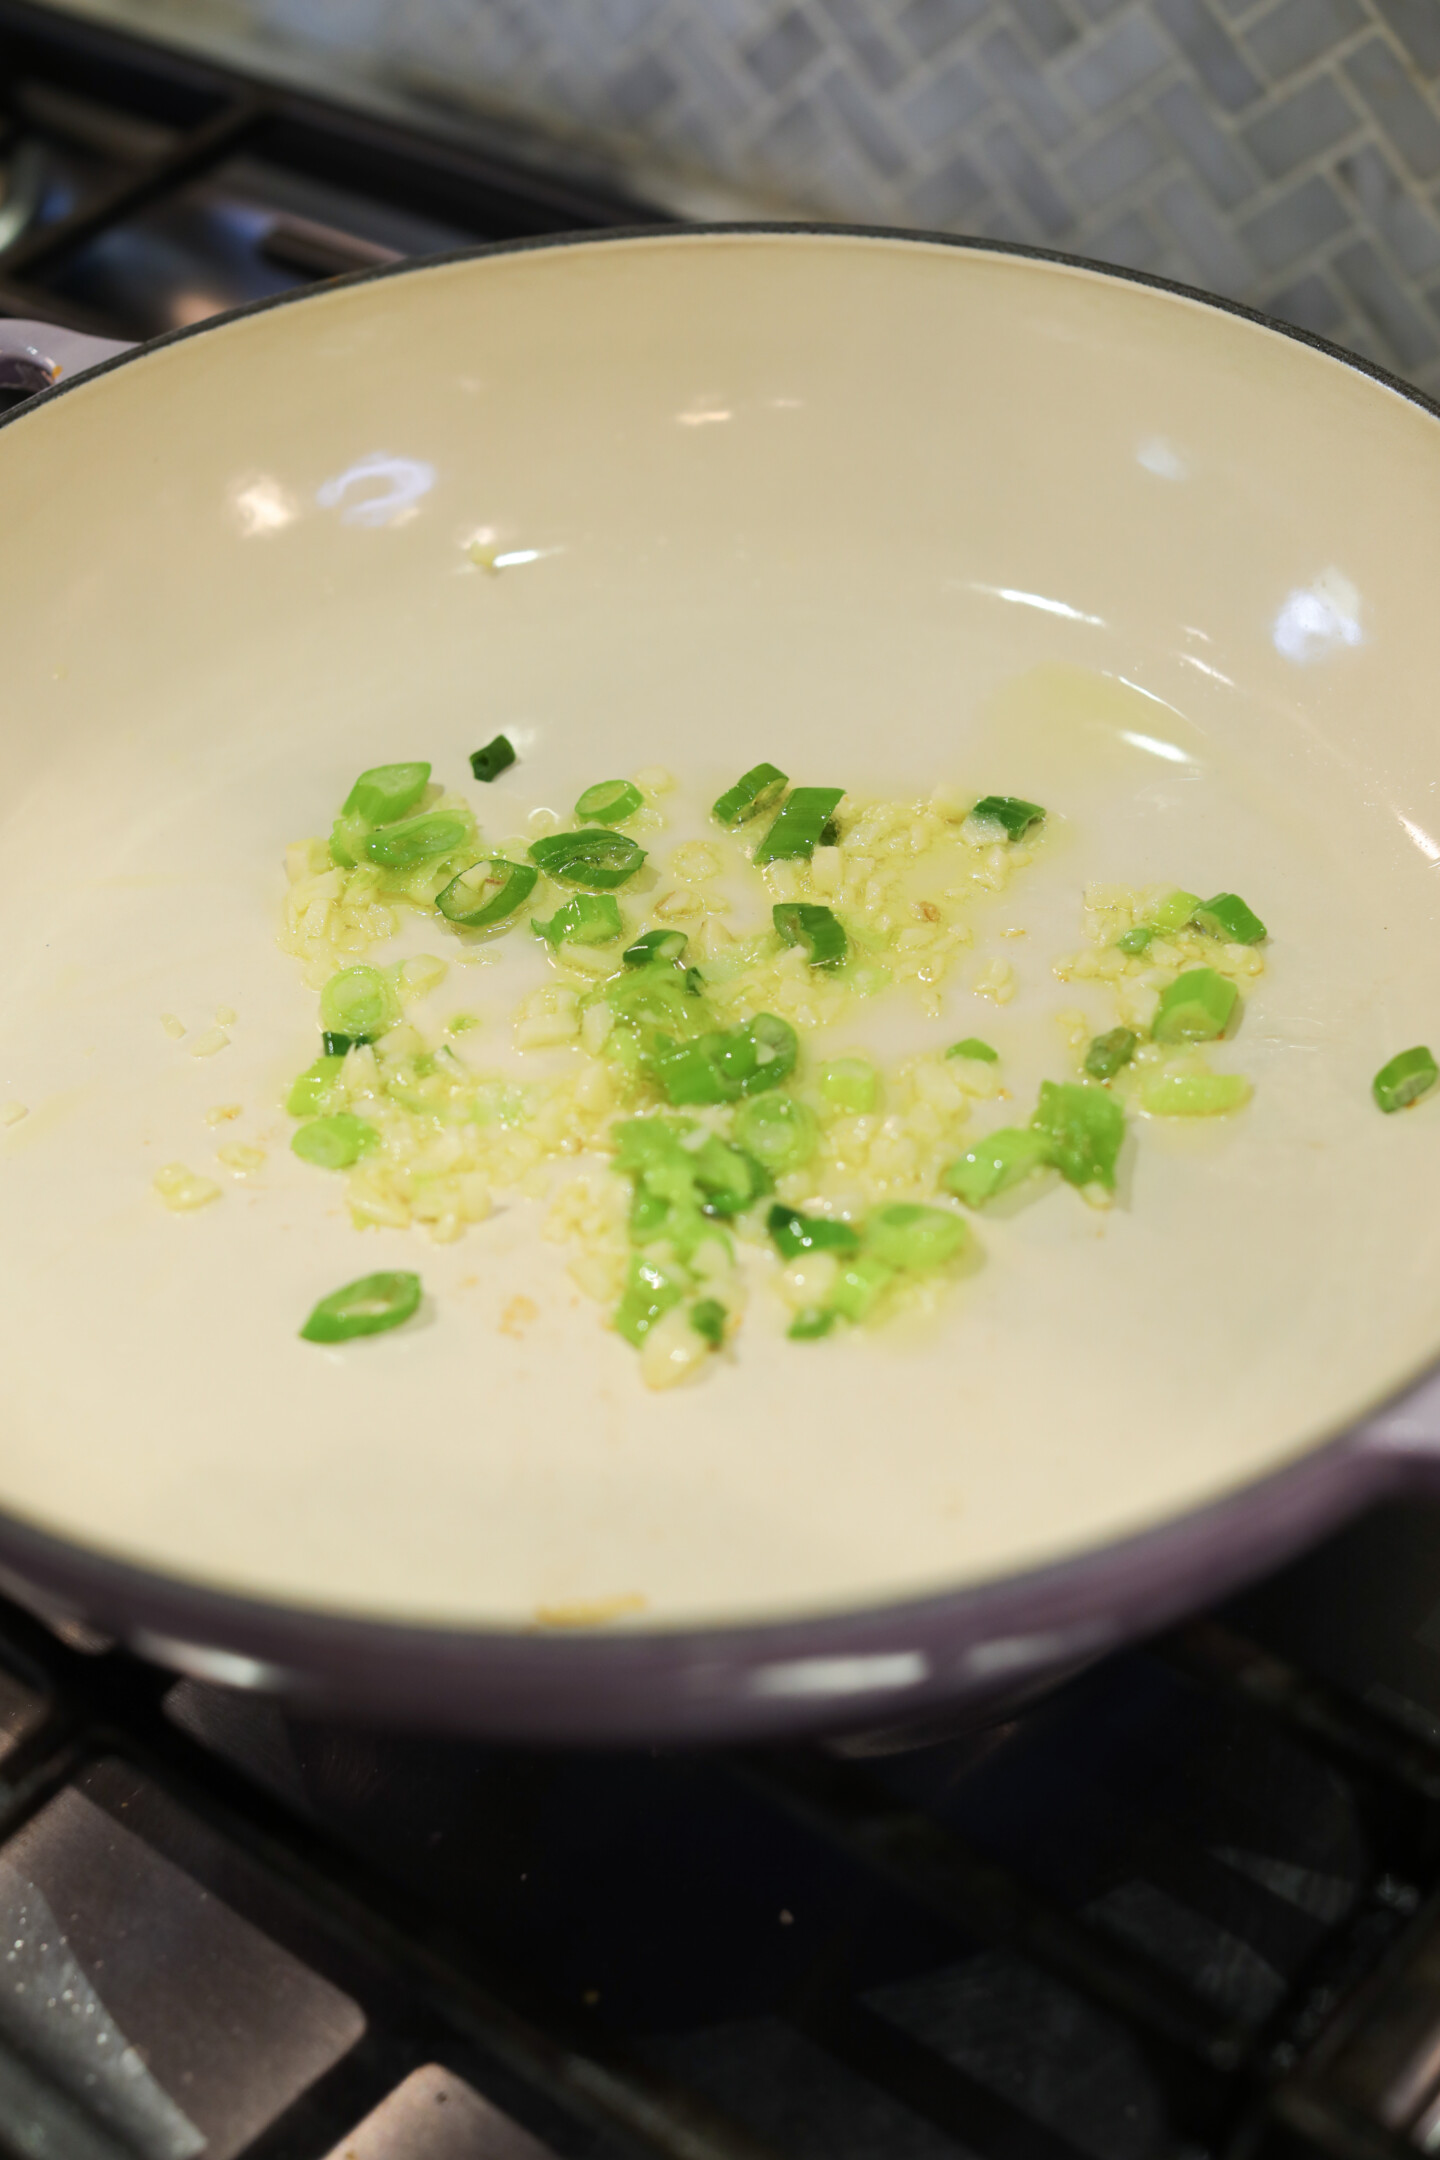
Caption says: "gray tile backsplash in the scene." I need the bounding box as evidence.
[57,0,1440,398]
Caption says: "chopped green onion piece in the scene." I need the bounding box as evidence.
[819,819,840,848]
[690,1298,727,1348]
[1152,968,1238,1044]
[287,1056,345,1117]
[624,929,689,967]
[1193,891,1267,945]
[1149,888,1201,933]
[470,735,516,783]
[342,761,430,824]
[321,1031,364,1058]
[688,1135,769,1217]
[532,894,623,946]
[865,1203,968,1271]
[713,762,788,827]
[969,795,1046,841]
[651,1014,797,1104]
[606,965,708,1041]
[1117,927,1155,955]
[1373,1046,1439,1113]
[1084,1027,1138,1081]
[575,779,643,825]
[789,1307,838,1340]
[947,1038,997,1062]
[320,965,397,1042]
[291,1113,379,1169]
[613,1253,685,1345]
[754,787,844,866]
[300,1270,421,1343]
[820,1058,879,1114]
[529,829,647,889]
[329,814,370,868]
[733,1093,818,1173]
[773,902,848,968]
[1031,1080,1125,1191]
[364,811,471,868]
[612,1119,766,1244]
[1140,1071,1253,1116]
[436,858,537,927]
[768,1204,860,1260]
[943,1127,1051,1207]
[828,1254,896,1322]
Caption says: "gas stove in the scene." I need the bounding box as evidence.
[7,7,1440,2156]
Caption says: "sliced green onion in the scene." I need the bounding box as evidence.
[768,1204,860,1260]
[529,829,647,889]
[865,1203,968,1271]
[773,902,847,968]
[287,1055,345,1117]
[689,1135,770,1217]
[436,858,537,928]
[300,1270,421,1343]
[364,811,471,868]
[1373,1045,1439,1113]
[329,815,371,867]
[1149,888,1201,933]
[532,894,623,946]
[828,1254,896,1323]
[291,1113,379,1169]
[624,929,689,967]
[607,966,705,1038]
[1193,892,1267,945]
[820,1058,878,1114]
[733,1094,818,1173]
[1152,967,1238,1044]
[613,1253,685,1345]
[321,1031,363,1058]
[613,1118,766,1246]
[943,1127,1051,1207]
[470,735,516,783]
[713,762,788,827]
[575,779,643,825]
[342,761,430,825]
[968,795,1046,841]
[1140,1071,1253,1116]
[691,1298,727,1348]
[946,1038,997,1062]
[754,787,844,866]
[789,1307,838,1340]
[1117,927,1155,956]
[320,965,397,1042]
[1031,1080,1125,1191]
[652,1014,797,1104]
[1084,1027,1138,1081]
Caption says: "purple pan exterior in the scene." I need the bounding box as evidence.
[4,226,1440,1744]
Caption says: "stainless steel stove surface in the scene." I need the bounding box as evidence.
[0,0,656,353]
[10,9,1440,2155]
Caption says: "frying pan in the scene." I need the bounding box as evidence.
[3,226,1440,1744]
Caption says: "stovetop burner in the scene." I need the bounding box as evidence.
[0,0,659,356]
[0,1499,1434,2160]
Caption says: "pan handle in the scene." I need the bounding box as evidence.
[0,318,134,396]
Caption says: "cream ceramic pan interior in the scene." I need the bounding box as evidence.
[2,229,1440,1635]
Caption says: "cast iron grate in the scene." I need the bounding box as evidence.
[0,1596,1430,2157]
